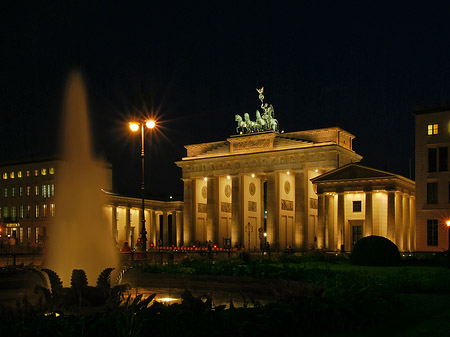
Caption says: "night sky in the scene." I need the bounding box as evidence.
[2,1,450,199]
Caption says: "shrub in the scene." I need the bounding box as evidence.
[350,235,401,266]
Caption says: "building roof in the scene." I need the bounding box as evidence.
[311,163,395,182]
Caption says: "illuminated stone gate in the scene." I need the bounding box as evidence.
[176,128,362,250]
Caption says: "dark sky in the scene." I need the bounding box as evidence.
[2,1,450,199]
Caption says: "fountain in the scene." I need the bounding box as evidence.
[45,71,119,285]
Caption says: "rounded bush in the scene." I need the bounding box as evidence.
[350,235,401,266]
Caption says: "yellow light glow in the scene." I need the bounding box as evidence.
[158,297,178,303]
[146,120,156,129]
[129,122,139,132]
[446,220,450,227]
[287,171,290,175]
[227,175,231,180]
[251,173,255,178]
[204,177,207,181]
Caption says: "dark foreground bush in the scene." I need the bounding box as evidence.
[350,235,401,266]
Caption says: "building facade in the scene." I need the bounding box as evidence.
[311,163,415,252]
[176,128,362,251]
[0,158,182,248]
[414,103,450,252]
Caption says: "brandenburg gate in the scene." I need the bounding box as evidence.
[176,88,362,250]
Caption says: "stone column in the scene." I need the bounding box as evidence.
[111,206,118,244]
[231,175,243,247]
[410,196,416,251]
[364,191,373,237]
[295,170,307,250]
[266,172,279,250]
[317,193,325,248]
[337,192,344,251]
[403,194,410,251]
[162,211,169,246]
[207,177,219,244]
[395,191,403,250]
[183,179,195,246]
[326,194,335,250]
[387,191,396,242]
[125,206,131,243]
[176,211,183,247]
[151,210,157,245]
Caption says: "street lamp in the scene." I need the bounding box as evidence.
[129,119,156,252]
[446,220,450,256]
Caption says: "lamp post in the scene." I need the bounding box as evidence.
[129,120,156,252]
[446,220,450,260]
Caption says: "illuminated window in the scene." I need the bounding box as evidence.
[50,203,55,217]
[49,167,55,175]
[2,173,7,179]
[10,172,14,179]
[35,205,39,218]
[42,185,47,198]
[26,205,31,219]
[19,205,24,219]
[19,186,23,197]
[18,171,22,178]
[26,186,31,196]
[427,124,439,135]
[51,184,55,197]
[34,169,39,177]
[27,227,31,243]
[42,204,47,218]
[11,187,15,197]
[35,186,39,196]
[26,170,30,177]
[35,227,40,243]
[3,188,7,198]
[41,168,47,176]
[19,228,23,243]
[3,207,8,218]
[427,219,438,246]
[12,207,16,221]
[353,201,362,212]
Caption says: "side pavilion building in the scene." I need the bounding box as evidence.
[176,128,362,251]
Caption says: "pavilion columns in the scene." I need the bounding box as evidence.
[231,175,243,247]
[337,192,345,251]
[266,172,280,250]
[326,194,336,251]
[395,191,404,250]
[364,191,373,237]
[125,207,131,243]
[387,191,396,242]
[183,178,195,246]
[111,206,118,244]
[402,193,411,251]
[162,211,169,246]
[409,196,416,251]
[317,193,325,248]
[295,171,307,250]
[207,177,219,244]
[150,210,157,245]
[175,211,183,247]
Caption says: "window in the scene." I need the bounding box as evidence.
[18,171,22,178]
[27,227,31,243]
[427,219,438,246]
[34,169,39,177]
[11,207,16,221]
[35,205,39,218]
[439,147,448,172]
[35,186,39,196]
[51,184,55,197]
[427,123,439,135]
[41,168,47,176]
[19,228,23,243]
[353,200,362,212]
[428,148,437,172]
[26,170,30,177]
[3,188,7,198]
[0,207,1,219]
[42,185,47,198]
[26,186,30,196]
[19,205,24,219]
[26,205,31,219]
[427,182,438,204]
[50,203,55,217]
[2,172,7,180]
[3,207,8,218]
[10,172,14,179]
[49,167,55,175]
[11,187,15,197]
[42,204,47,218]
[19,186,23,197]
[35,227,40,244]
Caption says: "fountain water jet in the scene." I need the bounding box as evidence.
[45,71,119,285]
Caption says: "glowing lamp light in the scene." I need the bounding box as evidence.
[264,232,267,237]
[203,177,207,181]
[227,175,230,180]
[146,120,156,129]
[287,171,290,175]
[251,173,255,178]
[129,122,139,132]
[446,220,450,227]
